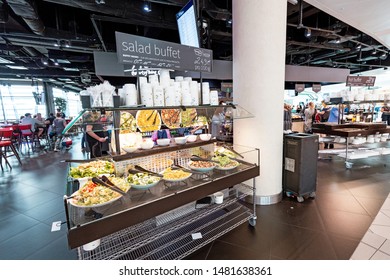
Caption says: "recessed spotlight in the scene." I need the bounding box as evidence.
[143,1,151,12]
[305,28,311,38]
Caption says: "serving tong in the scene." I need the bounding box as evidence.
[129,165,164,178]
[172,163,205,175]
[190,154,219,164]
[91,176,128,196]
[222,144,244,158]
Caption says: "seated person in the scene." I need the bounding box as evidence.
[21,113,44,137]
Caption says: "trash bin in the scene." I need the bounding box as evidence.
[283,133,318,202]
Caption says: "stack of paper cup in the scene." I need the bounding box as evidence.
[164,86,175,106]
[138,76,148,86]
[170,79,175,86]
[118,88,125,106]
[153,85,165,106]
[175,76,184,82]
[159,69,171,88]
[210,90,219,105]
[174,82,182,106]
[182,91,192,106]
[184,77,192,82]
[190,81,199,106]
[181,81,190,98]
[201,82,210,105]
[140,83,153,107]
[149,74,159,87]
[123,83,138,106]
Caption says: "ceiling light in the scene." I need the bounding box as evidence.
[41,57,49,65]
[53,59,59,66]
[380,52,388,60]
[0,57,14,64]
[287,0,298,4]
[6,65,28,70]
[143,1,151,12]
[372,49,377,55]
[95,0,105,4]
[305,28,311,38]
[335,39,341,44]
[63,67,79,72]
[355,44,361,50]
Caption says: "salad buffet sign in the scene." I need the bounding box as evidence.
[115,31,213,73]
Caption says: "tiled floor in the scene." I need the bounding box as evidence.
[1,136,390,260]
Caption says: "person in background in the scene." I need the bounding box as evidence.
[56,108,65,118]
[35,113,45,123]
[302,101,316,134]
[45,113,55,135]
[52,112,67,152]
[84,111,107,158]
[283,103,292,131]
[21,112,44,137]
[381,106,390,125]
[35,112,47,135]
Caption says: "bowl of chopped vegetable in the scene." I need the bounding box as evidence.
[161,167,192,182]
[127,172,161,190]
[188,160,216,172]
[68,176,130,208]
[69,160,115,179]
[212,155,240,170]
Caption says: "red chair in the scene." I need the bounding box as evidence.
[11,124,21,149]
[0,127,22,170]
[17,124,35,151]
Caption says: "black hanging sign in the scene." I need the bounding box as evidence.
[115,31,213,73]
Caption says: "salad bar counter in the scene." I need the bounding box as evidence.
[64,141,260,259]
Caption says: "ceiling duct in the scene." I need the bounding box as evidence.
[5,0,45,35]
[202,0,231,21]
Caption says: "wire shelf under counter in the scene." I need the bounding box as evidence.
[77,184,254,260]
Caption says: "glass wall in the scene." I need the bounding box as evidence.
[0,83,81,122]
[0,84,43,122]
[52,88,82,118]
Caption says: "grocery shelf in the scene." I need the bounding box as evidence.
[78,185,254,260]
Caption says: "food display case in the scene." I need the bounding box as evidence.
[62,105,259,260]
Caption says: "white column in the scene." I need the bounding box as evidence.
[233,0,287,204]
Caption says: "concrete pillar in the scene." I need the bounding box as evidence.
[233,0,287,204]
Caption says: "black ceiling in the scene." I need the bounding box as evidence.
[0,0,389,92]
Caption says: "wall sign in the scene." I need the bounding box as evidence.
[295,84,305,93]
[346,76,376,87]
[312,84,321,93]
[115,31,213,73]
